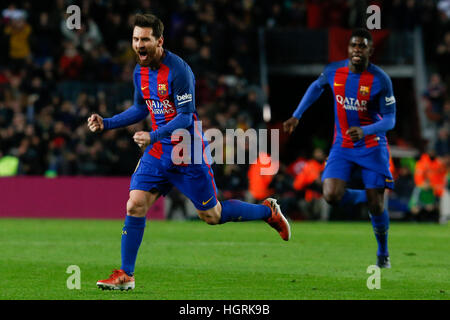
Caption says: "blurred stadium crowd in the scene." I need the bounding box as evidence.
[0,0,449,222]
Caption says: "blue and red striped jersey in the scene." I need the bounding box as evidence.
[133,50,207,162]
[317,59,396,149]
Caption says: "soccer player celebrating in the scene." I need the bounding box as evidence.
[88,14,290,291]
[283,29,396,268]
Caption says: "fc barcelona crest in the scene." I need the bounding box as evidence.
[158,83,168,96]
[359,85,370,96]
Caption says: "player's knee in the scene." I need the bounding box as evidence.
[126,198,147,217]
[323,188,344,205]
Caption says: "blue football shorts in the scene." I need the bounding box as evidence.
[321,145,394,190]
[129,155,218,210]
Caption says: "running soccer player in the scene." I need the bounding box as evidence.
[88,13,290,291]
[283,29,396,268]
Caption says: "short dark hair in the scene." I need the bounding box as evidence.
[350,28,373,43]
[133,13,164,39]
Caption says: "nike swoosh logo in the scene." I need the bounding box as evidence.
[334,82,344,86]
[141,86,148,91]
[202,196,214,206]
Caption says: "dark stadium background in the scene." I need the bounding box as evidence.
[0,0,449,223]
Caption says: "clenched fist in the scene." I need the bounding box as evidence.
[133,131,151,149]
[87,114,104,132]
[346,126,364,142]
[283,117,299,135]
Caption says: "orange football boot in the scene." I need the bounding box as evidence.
[263,198,291,241]
[96,269,135,291]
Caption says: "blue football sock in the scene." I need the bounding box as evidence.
[340,189,367,206]
[121,215,146,276]
[219,200,272,224]
[370,209,390,257]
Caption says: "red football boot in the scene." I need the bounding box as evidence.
[263,198,291,241]
[96,269,135,291]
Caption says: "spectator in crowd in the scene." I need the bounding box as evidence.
[60,17,103,53]
[248,152,277,202]
[408,179,440,222]
[444,98,450,124]
[422,73,448,150]
[0,153,19,176]
[59,42,83,80]
[414,150,447,198]
[293,148,329,220]
[436,31,450,83]
[423,73,446,126]
[435,126,450,156]
[437,0,450,21]
[439,154,450,223]
[286,153,307,178]
[32,11,60,64]
[3,9,32,68]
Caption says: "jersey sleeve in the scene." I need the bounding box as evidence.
[102,75,149,130]
[361,72,396,136]
[149,112,193,143]
[172,62,195,114]
[292,67,329,119]
[317,70,329,88]
[378,73,396,114]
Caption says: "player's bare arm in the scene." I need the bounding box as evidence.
[346,126,364,142]
[87,114,104,132]
[283,116,299,134]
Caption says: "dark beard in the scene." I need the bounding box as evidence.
[135,47,158,67]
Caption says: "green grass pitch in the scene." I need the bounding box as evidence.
[0,218,449,300]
